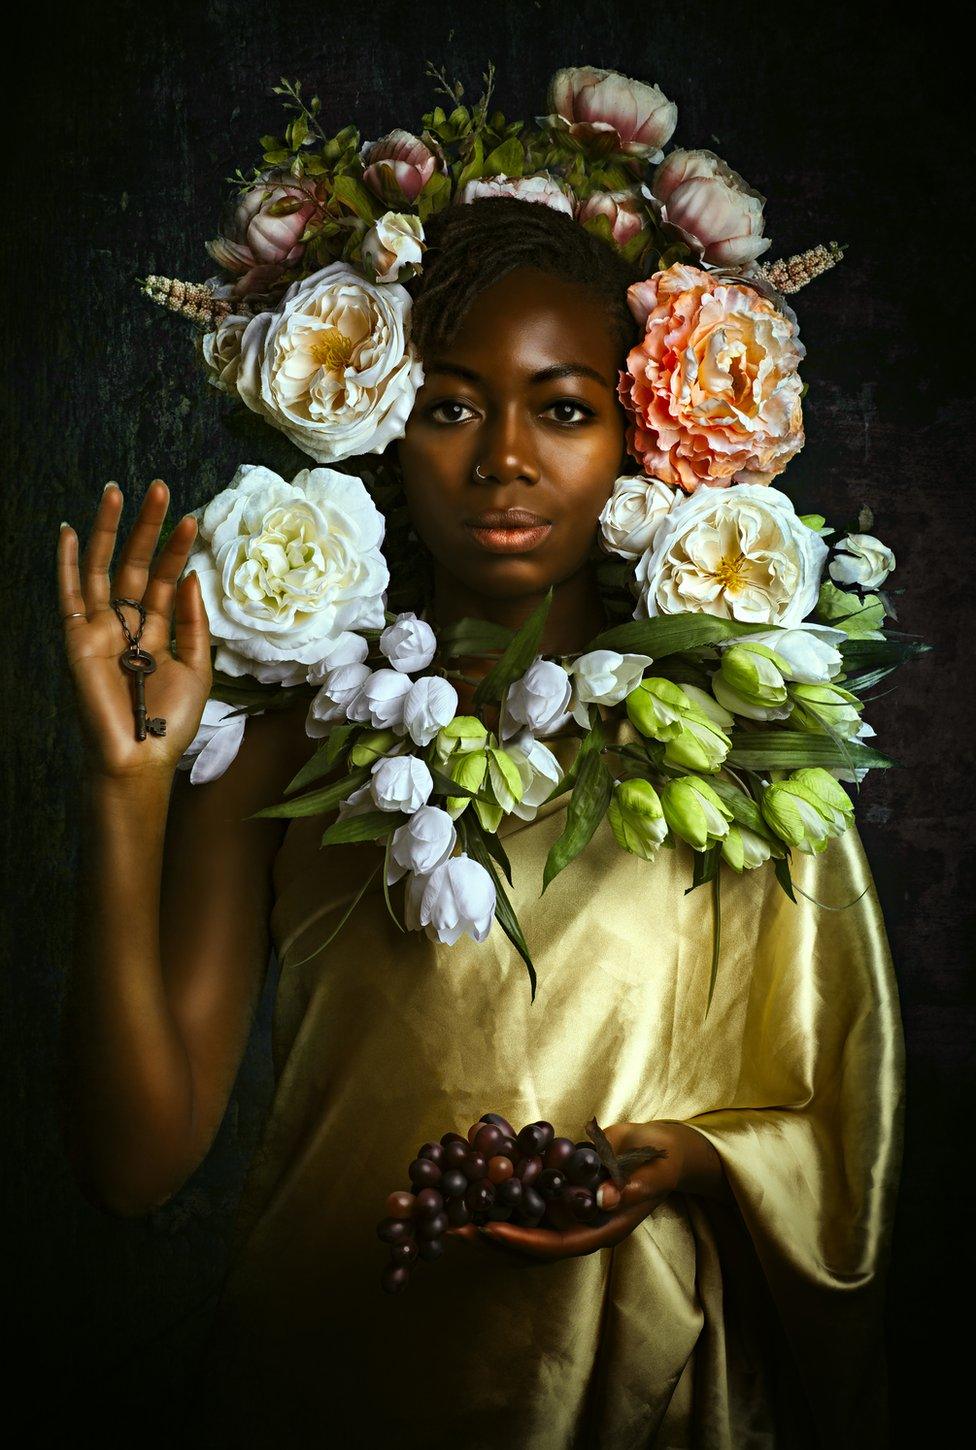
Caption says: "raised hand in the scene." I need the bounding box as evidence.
[57,480,213,780]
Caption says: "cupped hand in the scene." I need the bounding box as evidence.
[57,480,213,780]
[445,1121,683,1264]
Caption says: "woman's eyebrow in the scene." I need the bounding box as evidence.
[426,361,612,390]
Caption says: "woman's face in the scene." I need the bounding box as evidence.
[396,265,630,602]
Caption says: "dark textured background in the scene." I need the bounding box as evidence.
[3,2,972,1442]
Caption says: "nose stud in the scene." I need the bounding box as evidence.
[474,464,487,480]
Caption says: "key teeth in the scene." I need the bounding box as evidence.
[147,718,167,737]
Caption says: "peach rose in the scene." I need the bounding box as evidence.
[546,66,677,161]
[360,130,446,205]
[576,189,648,246]
[650,149,770,266]
[617,263,805,492]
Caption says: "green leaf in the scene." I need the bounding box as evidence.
[816,581,886,637]
[382,834,405,933]
[458,814,537,1000]
[482,136,524,175]
[542,725,613,891]
[250,765,369,819]
[427,765,493,804]
[706,778,771,837]
[586,613,774,656]
[331,174,381,223]
[320,810,399,846]
[437,615,514,657]
[774,853,797,902]
[473,587,554,706]
[706,865,722,1016]
[285,861,382,970]
[685,843,719,893]
[725,731,894,770]
[286,724,358,795]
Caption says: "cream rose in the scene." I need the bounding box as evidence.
[361,212,426,284]
[236,262,425,464]
[635,484,828,626]
[598,474,678,559]
[458,173,575,216]
[618,263,805,492]
[828,533,896,590]
[199,313,250,394]
[186,463,389,685]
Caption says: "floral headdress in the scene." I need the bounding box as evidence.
[145,62,928,1005]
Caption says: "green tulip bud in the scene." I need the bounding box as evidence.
[662,710,732,772]
[787,682,863,739]
[760,767,854,854]
[721,824,776,872]
[348,728,399,767]
[660,776,734,852]
[626,677,693,741]
[679,684,735,729]
[487,746,524,814]
[435,715,489,763]
[445,747,488,818]
[721,642,789,701]
[608,778,668,860]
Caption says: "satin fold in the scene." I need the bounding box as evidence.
[187,727,903,1449]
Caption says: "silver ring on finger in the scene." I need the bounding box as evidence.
[62,612,87,620]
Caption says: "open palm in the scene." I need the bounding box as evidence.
[57,480,213,779]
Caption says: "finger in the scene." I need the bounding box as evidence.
[112,479,170,601]
[57,522,88,631]
[141,514,199,621]
[483,1197,662,1261]
[80,482,124,613]
[173,571,212,677]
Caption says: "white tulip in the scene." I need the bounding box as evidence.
[732,624,846,684]
[825,719,878,786]
[178,699,249,784]
[380,611,438,673]
[306,662,372,737]
[828,534,896,590]
[360,668,413,731]
[417,854,496,945]
[569,650,652,725]
[386,806,457,884]
[598,475,677,559]
[500,657,573,740]
[336,781,374,821]
[305,631,370,684]
[370,754,433,813]
[505,731,564,821]
[402,675,459,747]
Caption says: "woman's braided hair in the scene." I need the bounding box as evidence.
[407,195,645,362]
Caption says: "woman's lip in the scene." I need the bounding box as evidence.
[465,522,553,554]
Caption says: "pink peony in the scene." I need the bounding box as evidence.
[458,172,574,216]
[546,66,677,161]
[207,170,321,277]
[576,189,648,246]
[360,130,446,205]
[650,149,770,266]
[617,263,805,493]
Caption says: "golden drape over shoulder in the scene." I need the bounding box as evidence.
[187,735,904,1449]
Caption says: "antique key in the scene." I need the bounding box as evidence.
[111,596,167,743]
[120,647,167,741]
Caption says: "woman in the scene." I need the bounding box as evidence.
[56,199,903,1447]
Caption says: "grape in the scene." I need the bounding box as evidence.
[390,1240,419,1266]
[532,1121,555,1152]
[473,1123,504,1158]
[417,1238,444,1262]
[480,1112,517,1137]
[416,1211,449,1241]
[413,1187,444,1218]
[408,1157,442,1188]
[465,1180,494,1214]
[442,1139,469,1170]
[461,1151,487,1181]
[418,1141,445,1165]
[381,1264,411,1294]
[516,1123,549,1157]
[516,1154,543,1187]
[446,1198,471,1228]
[563,1186,596,1222]
[440,1131,468,1147]
[377,1217,414,1245]
[498,1136,520,1160]
[439,1168,468,1199]
[487,1155,514,1185]
[537,1169,567,1200]
[567,1147,601,1186]
[544,1138,576,1171]
[521,1184,546,1220]
[385,1190,415,1219]
[495,1178,523,1209]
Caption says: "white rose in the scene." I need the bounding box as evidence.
[828,533,896,590]
[360,668,413,731]
[306,662,372,737]
[598,475,678,559]
[379,611,438,673]
[415,854,496,945]
[305,631,370,684]
[370,754,433,813]
[458,172,575,216]
[636,484,828,627]
[236,262,425,464]
[569,650,652,725]
[187,463,388,685]
[177,699,249,783]
[402,675,459,747]
[500,657,573,740]
[731,624,846,684]
[386,805,457,884]
[505,731,564,822]
[362,212,426,284]
[199,313,250,394]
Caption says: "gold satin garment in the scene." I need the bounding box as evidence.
[188,729,904,1449]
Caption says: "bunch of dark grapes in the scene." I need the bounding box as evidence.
[377,1112,626,1295]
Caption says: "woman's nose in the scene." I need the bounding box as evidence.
[473,408,541,487]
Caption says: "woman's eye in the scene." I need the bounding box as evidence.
[427,400,476,424]
[545,400,595,425]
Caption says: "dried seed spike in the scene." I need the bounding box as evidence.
[584,1115,625,1188]
[140,274,232,329]
[760,241,846,294]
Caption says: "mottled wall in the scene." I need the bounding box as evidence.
[3,2,971,1443]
